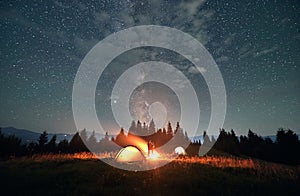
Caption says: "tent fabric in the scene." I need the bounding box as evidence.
[174,146,186,155]
[115,146,146,162]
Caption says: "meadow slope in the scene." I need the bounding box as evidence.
[0,155,299,196]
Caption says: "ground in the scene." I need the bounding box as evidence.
[0,154,299,195]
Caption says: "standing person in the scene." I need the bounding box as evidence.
[148,140,152,156]
[151,141,155,154]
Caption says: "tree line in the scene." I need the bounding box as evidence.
[211,128,300,165]
[114,120,189,147]
[0,124,299,164]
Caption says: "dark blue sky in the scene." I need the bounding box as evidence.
[0,0,299,135]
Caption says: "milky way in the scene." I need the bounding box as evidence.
[0,0,299,135]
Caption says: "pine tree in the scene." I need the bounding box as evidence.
[162,128,167,135]
[88,131,97,150]
[47,134,57,153]
[167,122,173,137]
[80,128,87,143]
[142,122,148,135]
[115,128,127,147]
[149,119,156,135]
[58,139,69,153]
[69,132,86,152]
[129,120,136,135]
[174,122,180,134]
[120,128,125,135]
[136,120,142,135]
[104,132,109,140]
[38,131,48,147]
[203,131,211,146]
[38,131,48,152]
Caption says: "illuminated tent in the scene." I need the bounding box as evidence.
[174,146,186,155]
[115,146,146,162]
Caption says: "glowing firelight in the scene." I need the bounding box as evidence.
[125,134,149,154]
[147,150,160,160]
[115,146,145,162]
[115,134,160,162]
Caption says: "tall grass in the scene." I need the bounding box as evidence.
[1,153,299,195]
[175,156,256,168]
[9,152,298,179]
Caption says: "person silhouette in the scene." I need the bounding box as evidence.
[148,140,152,156]
[148,140,155,157]
[151,141,155,153]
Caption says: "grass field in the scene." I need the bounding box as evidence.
[0,154,299,195]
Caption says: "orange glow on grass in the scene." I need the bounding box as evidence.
[115,134,161,161]
[125,134,161,160]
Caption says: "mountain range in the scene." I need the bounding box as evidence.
[0,127,105,144]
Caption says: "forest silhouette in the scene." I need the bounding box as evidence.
[0,121,299,165]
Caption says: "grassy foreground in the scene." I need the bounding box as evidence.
[0,154,299,196]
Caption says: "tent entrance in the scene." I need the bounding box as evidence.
[115,145,146,162]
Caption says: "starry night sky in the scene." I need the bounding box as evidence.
[0,0,299,136]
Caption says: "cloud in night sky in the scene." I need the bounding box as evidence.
[0,0,299,136]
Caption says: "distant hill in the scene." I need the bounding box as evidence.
[0,127,109,144]
[0,127,73,143]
